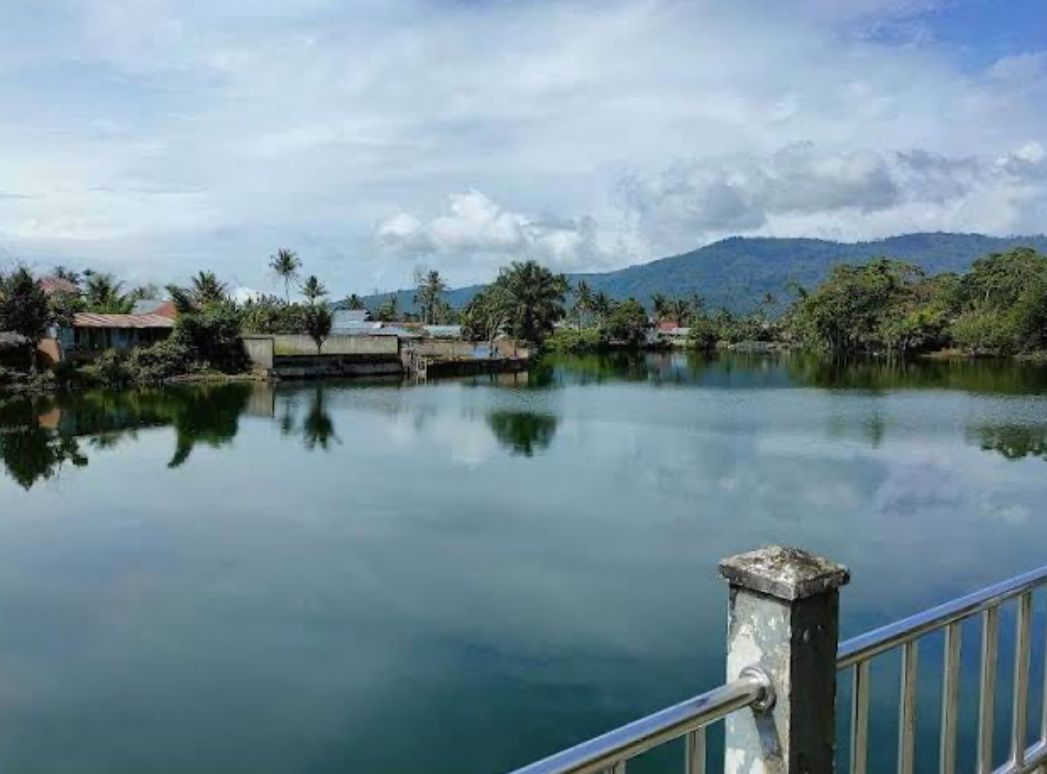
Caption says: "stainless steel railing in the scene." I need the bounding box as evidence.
[838,564,1047,774]
[507,666,774,774]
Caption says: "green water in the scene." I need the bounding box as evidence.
[1,352,1047,773]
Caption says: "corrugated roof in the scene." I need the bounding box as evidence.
[73,313,176,329]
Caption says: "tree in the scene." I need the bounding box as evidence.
[0,268,52,372]
[573,280,594,328]
[489,261,568,346]
[300,275,328,305]
[374,295,399,322]
[344,293,366,310]
[53,266,82,287]
[303,305,333,354]
[651,293,668,321]
[191,271,227,305]
[591,291,612,323]
[602,298,649,346]
[461,286,512,347]
[84,273,134,313]
[413,268,448,325]
[269,248,301,301]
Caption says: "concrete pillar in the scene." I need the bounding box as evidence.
[719,546,850,774]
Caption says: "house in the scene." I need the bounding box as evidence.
[423,325,463,339]
[58,313,175,355]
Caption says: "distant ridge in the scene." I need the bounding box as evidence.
[353,232,1047,314]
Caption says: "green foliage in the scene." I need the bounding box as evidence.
[343,293,366,310]
[173,301,246,371]
[546,326,605,353]
[374,295,399,322]
[300,275,328,304]
[490,261,568,346]
[190,271,228,305]
[241,295,306,334]
[0,268,52,346]
[303,305,333,354]
[601,298,649,346]
[269,248,301,301]
[83,272,135,313]
[413,268,448,325]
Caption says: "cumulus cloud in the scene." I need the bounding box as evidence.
[0,0,1044,288]
[620,143,1047,253]
[376,190,626,274]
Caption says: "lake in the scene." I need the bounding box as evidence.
[1,352,1047,773]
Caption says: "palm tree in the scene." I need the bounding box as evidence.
[651,293,668,322]
[300,275,328,305]
[53,265,82,287]
[413,268,448,324]
[591,291,612,323]
[491,261,568,345]
[191,271,227,305]
[344,293,366,310]
[574,280,594,328]
[667,298,692,326]
[269,248,301,302]
[84,273,134,313]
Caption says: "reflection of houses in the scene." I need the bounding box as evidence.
[59,313,175,355]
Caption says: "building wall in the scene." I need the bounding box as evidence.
[269,334,399,357]
[241,336,275,370]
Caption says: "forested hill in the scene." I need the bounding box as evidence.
[358,232,1047,314]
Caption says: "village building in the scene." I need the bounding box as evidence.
[57,313,175,355]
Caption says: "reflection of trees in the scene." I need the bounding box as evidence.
[970,425,1047,461]
[0,384,253,489]
[301,388,339,451]
[0,397,88,489]
[486,411,557,456]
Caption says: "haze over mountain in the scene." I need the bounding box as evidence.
[358,232,1047,315]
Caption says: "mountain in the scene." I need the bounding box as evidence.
[352,232,1047,315]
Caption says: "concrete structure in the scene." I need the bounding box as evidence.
[720,546,849,774]
[241,334,401,379]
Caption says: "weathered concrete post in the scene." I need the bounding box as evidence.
[719,546,850,774]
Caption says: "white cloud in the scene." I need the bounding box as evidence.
[0,0,1044,289]
[376,190,628,275]
[620,143,1047,253]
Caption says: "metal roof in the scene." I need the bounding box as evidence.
[73,313,176,329]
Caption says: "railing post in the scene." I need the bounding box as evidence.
[719,546,850,773]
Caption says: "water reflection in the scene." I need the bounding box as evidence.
[486,411,558,456]
[2,354,1047,490]
[969,424,1047,461]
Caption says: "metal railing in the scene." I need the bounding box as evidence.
[505,548,1047,774]
[508,666,774,774]
[839,563,1047,774]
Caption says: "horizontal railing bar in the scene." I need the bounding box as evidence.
[838,564,1047,669]
[506,670,771,774]
[993,739,1047,774]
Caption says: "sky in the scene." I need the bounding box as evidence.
[0,0,1045,298]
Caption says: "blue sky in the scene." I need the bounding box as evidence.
[0,0,1044,298]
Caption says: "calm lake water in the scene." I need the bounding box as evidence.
[2,352,1047,773]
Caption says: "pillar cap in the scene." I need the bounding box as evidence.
[719,545,850,601]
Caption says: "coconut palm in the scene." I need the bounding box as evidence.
[269,248,301,301]
[651,293,668,322]
[344,293,366,310]
[300,275,328,305]
[413,268,448,324]
[191,271,227,305]
[591,291,612,323]
[490,261,568,345]
[573,280,594,328]
[84,273,134,313]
